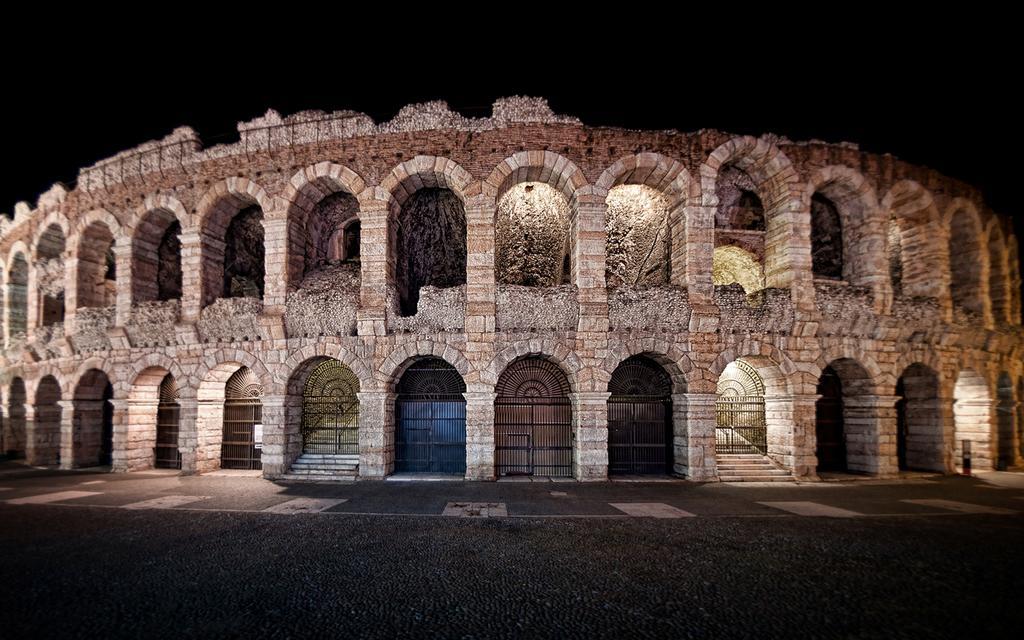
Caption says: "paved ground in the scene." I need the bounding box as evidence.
[1,463,1022,638]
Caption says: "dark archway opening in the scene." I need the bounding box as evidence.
[607,356,673,475]
[815,365,847,472]
[394,358,466,474]
[495,357,573,477]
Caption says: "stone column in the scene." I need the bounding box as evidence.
[784,394,818,478]
[261,219,289,314]
[116,399,158,472]
[177,398,199,474]
[464,391,496,481]
[194,398,223,474]
[357,201,390,336]
[178,231,203,323]
[683,203,715,306]
[110,398,134,472]
[953,397,997,472]
[22,404,39,465]
[677,393,717,480]
[25,262,38,341]
[843,394,899,475]
[464,195,496,336]
[259,394,286,477]
[357,391,395,478]
[113,241,134,327]
[569,391,610,481]
[58,399,76,470]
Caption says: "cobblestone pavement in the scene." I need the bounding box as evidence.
[1,465,1022,638]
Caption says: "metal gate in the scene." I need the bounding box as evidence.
[221,367,263,470]
[395,358,466,474]
[608,356,673,475]
[154,374,181,469]
[301,359,360,455]
[495,358,573,477]
[715,396,767,454]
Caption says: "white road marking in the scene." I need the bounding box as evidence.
[901,499,1017,514]
[7,490,102,505]
[609,503,696,519]
[442,502,508,517]
[263,498,347,514]
[759,501,862,518]
[80,480,106,485]
[122,495,209,510]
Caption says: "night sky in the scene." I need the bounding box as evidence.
[3,25,1020,285]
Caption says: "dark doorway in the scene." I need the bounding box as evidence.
[395,358,466,474]
[495,358,573,477]
[99,383,114,466]
[815,365,846,472]
[607,356,672,475]
[896,378,908,470]
[154,374,182,469]
[220,367,263,470]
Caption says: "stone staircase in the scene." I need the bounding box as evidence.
[716,453,793,482]
[282,454,359,481]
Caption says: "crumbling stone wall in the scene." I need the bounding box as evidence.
[496,285,578,330]
[286,263,359,338]
[496,183,570,286]
[811,194,843,280]
[223,206,264,298]
[395,188,466,315]
[305,192,359,273]
[606,185,669,287]
[609,285,690,330]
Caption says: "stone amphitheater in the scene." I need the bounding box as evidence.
[0,97,1021,482]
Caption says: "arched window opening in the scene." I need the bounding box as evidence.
[811,193,844,280]
[605,185,670,287]
[76,222,116,309]
[496,182,571,287]
[223,206,265,299]
[395,188,466,316]
[7,254,29,339]
[37,224,66,327]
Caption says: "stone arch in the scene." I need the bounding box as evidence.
[31,211,70,259]
[942,199,988,322]
[603,339,691,394]
[70,368,114,469]
[894,362,945,472]
[952,368,995,472]
[33,219,67,328]
[996,372,1017,469]
[483,150,586,204]
[30,374,62,466]
[5,246,30,341]
[195,357,267,473]
[598,154,697,286]
[379,342,473,392]
[985,219,1010,324]
[483,339,582,394]
[701,136,803,291]
[381,157,471,316]
[882,180,946,300]
[73,214,118,310]
[806,166,885,288]
[132,198,186,303]
[195,178,273,306]
[281,162,367,292]
[123,353,191,400]
[278,343,375,396]
[814,357,885,474]
[1007,235,1021,325]
[122,365,183,473]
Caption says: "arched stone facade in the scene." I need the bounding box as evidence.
[0,97,1020,481]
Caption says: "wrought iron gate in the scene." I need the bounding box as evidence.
[495,358,573,477]
[154,374,182,469]
[301,359,360,455]
[607,356,673,475]
[715,396,767,454]
[395,358,466,474]
[221,367,263,470]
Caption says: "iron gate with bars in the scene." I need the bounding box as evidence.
[715,396,767,454]
[301,359,360,455]
[607,355,674,475]
[395,358,466,474]
[495,358,573,477]
[154,374,181,469]
[220,367,263,470]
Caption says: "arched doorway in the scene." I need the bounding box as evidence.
[394,358,466,474]
[72,370,114,468]
[220,367,263,470]
[996,373,1015,470]
[953,370,993,472]
[301,359,360,455]
[607,356,672,475]
[495,357,573,477]
[32,376,62,466]
[154,375,181,469]
[6,378,26,458]
[715,359,766,454]
[815,366,846,471]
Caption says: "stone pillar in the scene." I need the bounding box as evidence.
[22,404,39,465]
[464,391,496,481]
[677,393,717,480]
[569,391,609,481]
[178,231,203,323]
[109,399,133,472]
[777,186,817,314]
[357,201,390,336]
[113,240,133,327]
[357,391,395,478]
[260,394,286,477]
[684,203,715,306]
[953,397,997,472]
[843,394,899,475]
[194,398,224,474]
[177,398,199,474]
[464,195,496,335]
[26,399,61,466]
[25,262,38,340]
[771,394,817,478]
[116,399,158,472]
[261,219,289,314]
[58,399,76,470]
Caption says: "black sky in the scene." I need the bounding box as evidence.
[3,20,1020,255]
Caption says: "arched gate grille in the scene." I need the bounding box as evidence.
[155,374,182,469]
[608,356,672,475]
[395,358,466,474]
[221,367,263,470]
[716,360,767,454]
[302,360,360,455]
[495,358,573,477]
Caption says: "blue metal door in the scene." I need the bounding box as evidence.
[394,358,467,475]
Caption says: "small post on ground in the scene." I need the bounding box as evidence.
[961,439,972,477]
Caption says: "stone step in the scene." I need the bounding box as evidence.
[281,474,356,482]
[717,454,769,460]
[294,455,359,461]
[718,474,794,482]
[717,463,779,470]
[285,468,358,476]
[290,463,358,470]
